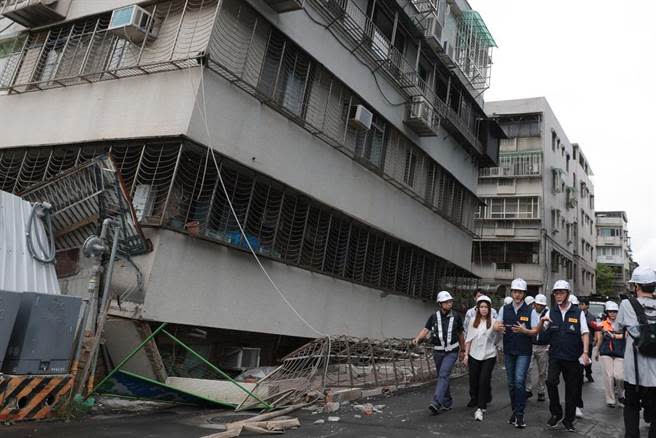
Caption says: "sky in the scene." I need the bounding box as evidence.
[469,0,656,269]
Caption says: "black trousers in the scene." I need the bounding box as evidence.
[546,358,582,423]
[468,356,496,409]
[624,382,656,438]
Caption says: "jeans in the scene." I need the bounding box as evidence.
[468,356,496,409]
[432,350,459,407]
[546,358,582,423]
[624,382,656,438]
[504,353,531,416]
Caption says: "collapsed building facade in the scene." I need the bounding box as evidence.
[473,98,596,296]
[0,0,503,370]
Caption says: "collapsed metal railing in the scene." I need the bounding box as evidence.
[237,336,461,410]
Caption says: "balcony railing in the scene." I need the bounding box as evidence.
[479,151,543,178]
[0,0,219,92]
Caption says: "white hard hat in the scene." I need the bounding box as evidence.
[568,295,579,305]
[511,278,528,291]
[534,294,548,306]
[629,266,656,285]
[503,296,513,305]
[524,296,535,305]
[552,280,571,292]
[437,291,454,303]
[605,301,619,312]
[476,295,492,305]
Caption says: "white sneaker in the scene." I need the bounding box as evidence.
[474,408,484,421]
[575,407,584,418]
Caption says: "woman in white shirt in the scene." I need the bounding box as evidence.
[464,295,499,421]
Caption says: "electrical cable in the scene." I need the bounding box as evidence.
[301,6,406,107]
[194,66,328,338]
[26,202,56,264]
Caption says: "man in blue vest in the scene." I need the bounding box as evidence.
[494,278,542,428]
[541,280,591,433]
[412,291,465,415]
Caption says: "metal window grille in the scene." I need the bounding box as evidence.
[0,140,477,300]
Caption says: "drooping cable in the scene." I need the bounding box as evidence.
[26,202,56,264]
[192,65,328,338]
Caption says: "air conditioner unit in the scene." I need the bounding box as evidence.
[349,104,373,130]
[220,347,261,371]
[409,96,434,125]
[262,0,304,12]
[424,15,443,50]
[0,0,71,28]
[108,5,156,43]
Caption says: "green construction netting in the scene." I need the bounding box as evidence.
[461,10,497,48]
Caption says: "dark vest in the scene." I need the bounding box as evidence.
[599,324,626,358]
[547,304,584,361]
[533,307,550,345]
[502,302,533,355]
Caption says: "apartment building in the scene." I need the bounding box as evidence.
[0,0,503,361]
[596,211,634,294]
[473,97,596,296]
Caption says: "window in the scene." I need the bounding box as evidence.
[551,251,559,273]
[552,131,556,151]
[566,154,570,171]
[403,149,417,187]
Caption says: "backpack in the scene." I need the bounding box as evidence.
[627,295,656,358]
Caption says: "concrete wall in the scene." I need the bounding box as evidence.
[141,229,433,339]
[0,69,198,148]
[186,70,474,270]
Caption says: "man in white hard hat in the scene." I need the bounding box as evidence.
[525,296,536,308]
[494,278,542,428]
[526,293,550,402]
[540,280,591,432]
[412,290,465,415]
[615,266,656,438]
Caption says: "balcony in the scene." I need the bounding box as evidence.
[473,263,541,283]
[597,236,622,246]
[0,0,69,28]
[479,151,542,178]
[0,0,218,93]
[597,255,624,265]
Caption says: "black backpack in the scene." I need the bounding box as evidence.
[627,295,656,358]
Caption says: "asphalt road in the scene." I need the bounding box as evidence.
[1,360,642,437]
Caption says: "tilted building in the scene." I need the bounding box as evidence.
[0,0,502,364]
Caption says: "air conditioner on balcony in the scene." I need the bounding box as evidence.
[349,105,373,130]
[109,5,156,43]
[424,15,443,50]
[409,96,434,126]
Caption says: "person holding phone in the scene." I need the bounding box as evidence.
[494,278,542,429]
[541,280,591,433]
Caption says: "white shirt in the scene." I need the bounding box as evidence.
[466,319,498,361]
[544,303,590,335]
[615,297,656,386]
[464,306,498,337]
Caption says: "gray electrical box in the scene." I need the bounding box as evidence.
[0,290,22,370]
[3,292,82,375]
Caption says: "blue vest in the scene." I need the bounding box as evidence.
[546,304,584,361]
[533,307,550,345]
[599,328,626,358]
[502,302,533,355]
